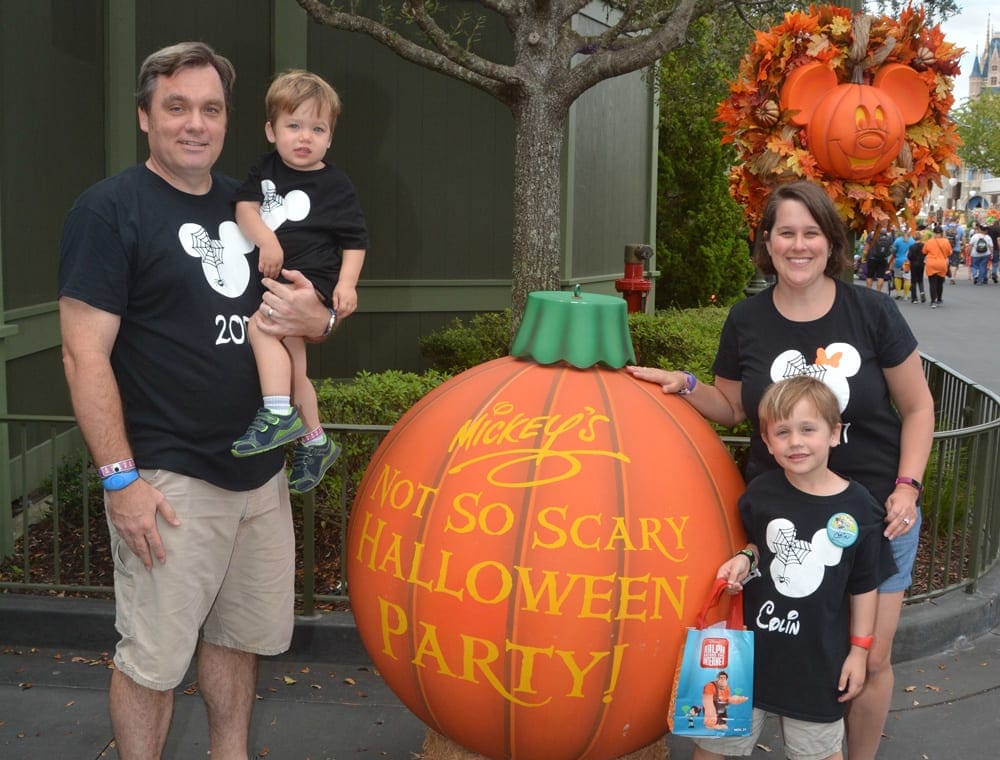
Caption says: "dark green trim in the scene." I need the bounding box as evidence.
[106,0,137,175]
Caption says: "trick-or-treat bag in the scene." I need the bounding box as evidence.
[669,578,754,737]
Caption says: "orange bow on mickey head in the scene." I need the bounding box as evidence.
[815,347,842,368]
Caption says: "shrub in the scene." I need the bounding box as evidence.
[418,310,512,372]
[311,370,451,511]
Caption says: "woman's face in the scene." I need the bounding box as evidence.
[765,199,830,289]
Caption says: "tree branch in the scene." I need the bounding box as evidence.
[296,0,522,102]
[564,0,704,101]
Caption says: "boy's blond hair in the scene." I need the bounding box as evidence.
[266,70,341,130]
[758,376,841,433]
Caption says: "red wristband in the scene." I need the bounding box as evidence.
[850,635,874,650]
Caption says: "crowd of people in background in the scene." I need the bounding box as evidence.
[856,213,1000,308]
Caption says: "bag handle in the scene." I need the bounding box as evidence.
[695,577,744,630]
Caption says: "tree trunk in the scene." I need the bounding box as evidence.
[509,93,566,332]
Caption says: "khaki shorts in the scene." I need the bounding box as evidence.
[108,469,294,690]
[693,708,844,760]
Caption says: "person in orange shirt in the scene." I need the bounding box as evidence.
[923,225,952,308]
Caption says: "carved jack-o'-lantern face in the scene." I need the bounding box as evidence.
[809,84,905,178]
[781,62,931,181]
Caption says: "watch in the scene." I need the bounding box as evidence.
[102,470,140,491]
[894,476,923,493]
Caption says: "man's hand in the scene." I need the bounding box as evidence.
[106,479,180,571]
[258,269,327,339]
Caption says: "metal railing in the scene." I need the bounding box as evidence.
[3,353,999,610]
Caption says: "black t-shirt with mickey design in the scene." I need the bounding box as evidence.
[59,164,282,491]
[740,470,883,722]
[713,279,917,506]
[235,151,368,303]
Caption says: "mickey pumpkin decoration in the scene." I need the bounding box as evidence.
[781,62,930,181]
[717,5,962,233]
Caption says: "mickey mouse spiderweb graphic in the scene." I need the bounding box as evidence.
[772,526,812,585]
[186,226,227,287]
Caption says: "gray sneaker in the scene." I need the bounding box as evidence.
[288,437,341,493]
[231,408,304,457]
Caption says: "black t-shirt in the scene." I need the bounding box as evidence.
[235,151,369,303]
[58,164,282,490]
[907,241,926,268]
[740,471,883,722]
[713,279,916,505]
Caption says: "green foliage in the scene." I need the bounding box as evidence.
[627,309,728,380]
[310,370,451,509]
[418,310,512,372]
[655,15,754,308]
[954,91,1000,177]
[45,453,102,521]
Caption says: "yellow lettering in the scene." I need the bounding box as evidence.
[467,560,512,605]
[576,573,615,621]
[445,491,480,534]
[377,597,407,659]
[506,640,555,695]
[515,566,580,615]
[375,531,405,580]
[616,574,649,622]
[461,634,549,706]
[603,517,637,551]
[353,511,386,570]
[570,513,602,550]
[532,506,568,549]
[412,622,457,676]
[651,574,688,620]
[556,648,610,698]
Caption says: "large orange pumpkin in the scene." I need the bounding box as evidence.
[346,302,746,760]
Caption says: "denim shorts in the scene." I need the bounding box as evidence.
[879,509,922,593]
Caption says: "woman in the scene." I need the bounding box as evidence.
[626,180,935,759]
[923,225,951,307]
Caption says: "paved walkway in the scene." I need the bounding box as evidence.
[2,274,1000,759]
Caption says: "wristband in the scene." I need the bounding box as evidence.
[736,548,757,572]
[677,371,697,395]
[321,308,337,338]
[102,470,140,491]
[850,634,874,650]
[98,458,136,478]
[894,476,923,493]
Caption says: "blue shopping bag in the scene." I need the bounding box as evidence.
[668,578,754,737]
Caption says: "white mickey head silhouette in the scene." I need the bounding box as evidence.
[766,518,842,598]
[258,179,309,231]
[769,342,861,412]
[178,221,254,298]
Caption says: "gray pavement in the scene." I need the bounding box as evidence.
[3,273,1000,759]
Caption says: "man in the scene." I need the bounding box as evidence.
[58,42,332,759]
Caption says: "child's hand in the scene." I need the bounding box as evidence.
[716,555,750,594]
[258,241,285,279]
[332,283,358,319]
[837,649,868,702]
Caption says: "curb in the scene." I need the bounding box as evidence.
[4,561,999,663]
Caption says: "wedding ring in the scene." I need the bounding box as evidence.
[267,306,274,318]
[902,517,911,526]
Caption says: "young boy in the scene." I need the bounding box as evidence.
[231,70,368,493]
[692,376,883,760]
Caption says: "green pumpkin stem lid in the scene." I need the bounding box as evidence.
[511,285,636,369]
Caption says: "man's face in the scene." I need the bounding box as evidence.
[138,65,227,192]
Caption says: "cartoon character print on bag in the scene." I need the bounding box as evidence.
[258,178,309,231]
[178,221,255,298]
[769,342,862,413]
[765,517,842,598]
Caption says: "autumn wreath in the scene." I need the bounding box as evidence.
[717,4,963,234]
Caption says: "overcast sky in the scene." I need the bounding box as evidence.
[940,0,997,103]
